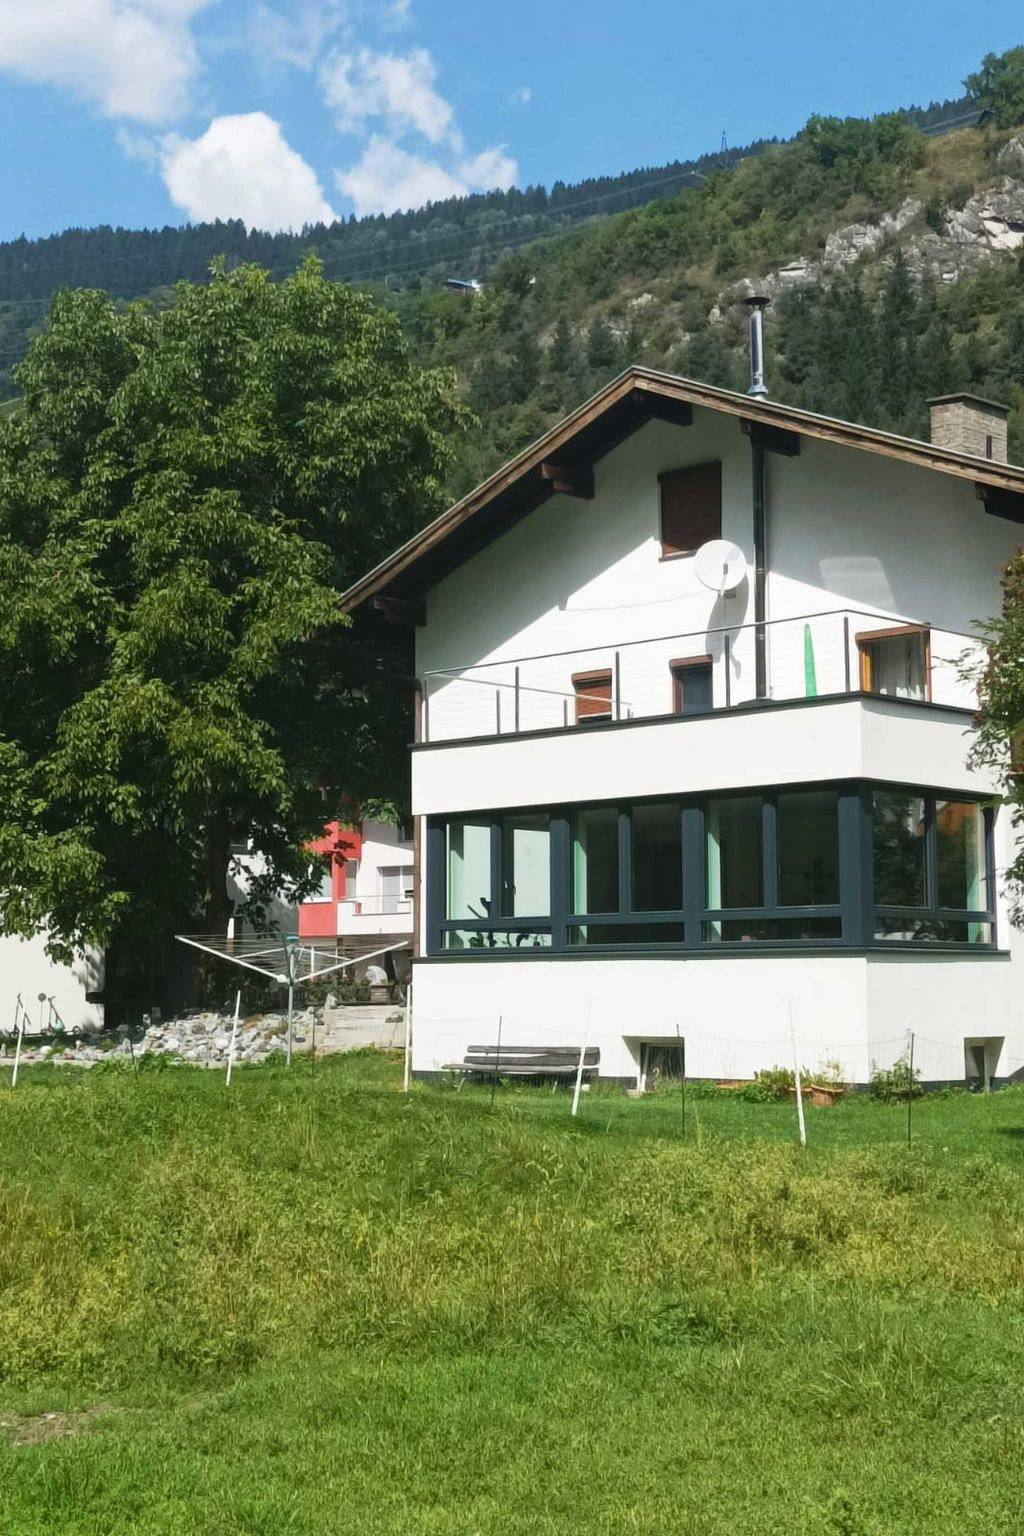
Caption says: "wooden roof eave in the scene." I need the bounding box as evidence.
[340,366,1024,613]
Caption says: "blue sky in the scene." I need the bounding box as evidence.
[0,0,1021,243]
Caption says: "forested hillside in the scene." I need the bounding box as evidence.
[2,51,1023,494]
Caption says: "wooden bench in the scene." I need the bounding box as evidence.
[444,1044,600,1080]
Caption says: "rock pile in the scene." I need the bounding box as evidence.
[2,1007,322,1069]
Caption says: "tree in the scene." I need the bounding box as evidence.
[965,47,1024,129]
[969,550,1024,924]
[0,259,464,999]
[586,316,620,374]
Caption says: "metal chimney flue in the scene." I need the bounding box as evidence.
[744,295,770,398]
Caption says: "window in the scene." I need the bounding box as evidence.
[706,796,763,908]
[872,789,994,944]
[858,625,930,701]
[671,657,713,716]
[778,790,839,905]
[379,866,413,909]
[447,820,492,920]
[573,806,618,913]
[343,858,357,897]
[632,803,682,911]
[502,814,551,917]
[429,785,994,954]
[659,462,722,557]
[573,669,612,723]
[872,791,926,908]
[308,862,334,902]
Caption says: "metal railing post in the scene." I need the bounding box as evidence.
[843,615,851,692]
[614,651,622,720]
[496,689,501,734]
[423,677,430,742]
[724,634,731,709]
[514,666,520,732]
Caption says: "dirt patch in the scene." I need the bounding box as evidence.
[0,1403,122,1446]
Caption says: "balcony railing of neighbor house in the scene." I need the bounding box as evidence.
[419,607,985,745]
[339,896,414,917]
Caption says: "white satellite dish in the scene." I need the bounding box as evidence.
[693,539,747,596]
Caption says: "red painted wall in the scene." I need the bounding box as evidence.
[297,822,360,938]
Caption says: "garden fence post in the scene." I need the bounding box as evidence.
[790,1003,806,1148]
[676,1022,686,1138]
[490,1014,503,1110]
[11,995,26,1088]
[403,987,412,1094]
[571,1009,590,1119]
[906,1030,915,1149]
[226,988,241,1086]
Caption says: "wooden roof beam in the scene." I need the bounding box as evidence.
[741,418,801,456]
[368,595,426,626]
[975,483,1024,524]
[540,461,595,499]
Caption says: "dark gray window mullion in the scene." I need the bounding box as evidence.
[924,795,938,911]
[550,813,570,949]
[490,819,503,920]
[618,808,632,914]
[762,797,778,909]
[682,803,703,947]
[985,807,997,941]
[425,819,447,954]
[860,782,875,939]
[838,785,865,945]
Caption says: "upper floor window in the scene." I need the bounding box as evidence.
[671,656,713,715]
[857,624,930,701]
[659,461,722,558]
[573,669,612,724]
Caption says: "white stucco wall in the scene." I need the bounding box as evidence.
[0,933,102,1035]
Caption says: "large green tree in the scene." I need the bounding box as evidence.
[0,259,463,992]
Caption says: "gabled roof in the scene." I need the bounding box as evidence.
[341,366,1024,612]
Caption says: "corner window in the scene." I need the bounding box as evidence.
[659,462,722,558]
[671,657,713,715]
[858,625,930,701]
[872,789,993,944]
[573,669,612,724]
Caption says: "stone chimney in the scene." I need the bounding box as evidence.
[927,393,1009,462]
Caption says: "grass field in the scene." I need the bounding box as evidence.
[2,1051,1024,1534]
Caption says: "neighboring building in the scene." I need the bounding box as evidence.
[295,818,414,981]
[341,370,1024,1088]
[0,933,102,1035]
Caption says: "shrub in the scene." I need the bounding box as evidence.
[868,1054,922,1103]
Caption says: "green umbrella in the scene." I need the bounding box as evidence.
[804,622,818,697]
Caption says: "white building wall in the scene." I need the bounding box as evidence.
[338,819,414,940]
[0,933,102,1034]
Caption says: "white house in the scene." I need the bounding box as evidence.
[342,368,1024,1089]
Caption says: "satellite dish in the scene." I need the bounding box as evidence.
[693,539,747,596]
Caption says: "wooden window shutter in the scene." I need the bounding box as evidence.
[659,462,722,557]
[573,669,612,723]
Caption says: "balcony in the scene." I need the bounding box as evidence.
[420,607,983,746]
[338,895,414,939]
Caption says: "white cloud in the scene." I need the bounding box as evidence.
[335,135,517,217]
[0,0,212,124]
[161,112,338,231]
[249,1,350,72]
[321,46,458,146]
[334,137,463,216]
[508,85,532,105]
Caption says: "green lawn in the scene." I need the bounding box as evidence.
[2,1052,1024,1534]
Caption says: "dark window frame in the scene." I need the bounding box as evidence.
[670,655,713,715]
[426,782,997,956]
[857,624,932,702]
[871,785,996,943]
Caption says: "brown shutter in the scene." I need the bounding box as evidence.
[573,670,612,722]
[659,462,722,557]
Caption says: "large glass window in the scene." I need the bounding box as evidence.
[936,800,988,912]
[706,796,763,908]
[872,791,926,908]
[778,790,839,906]
[502,814,551,917]
[632,803,682,911]
[573,807,618,914]
[447,820,492,920]
[432,785,994,954]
